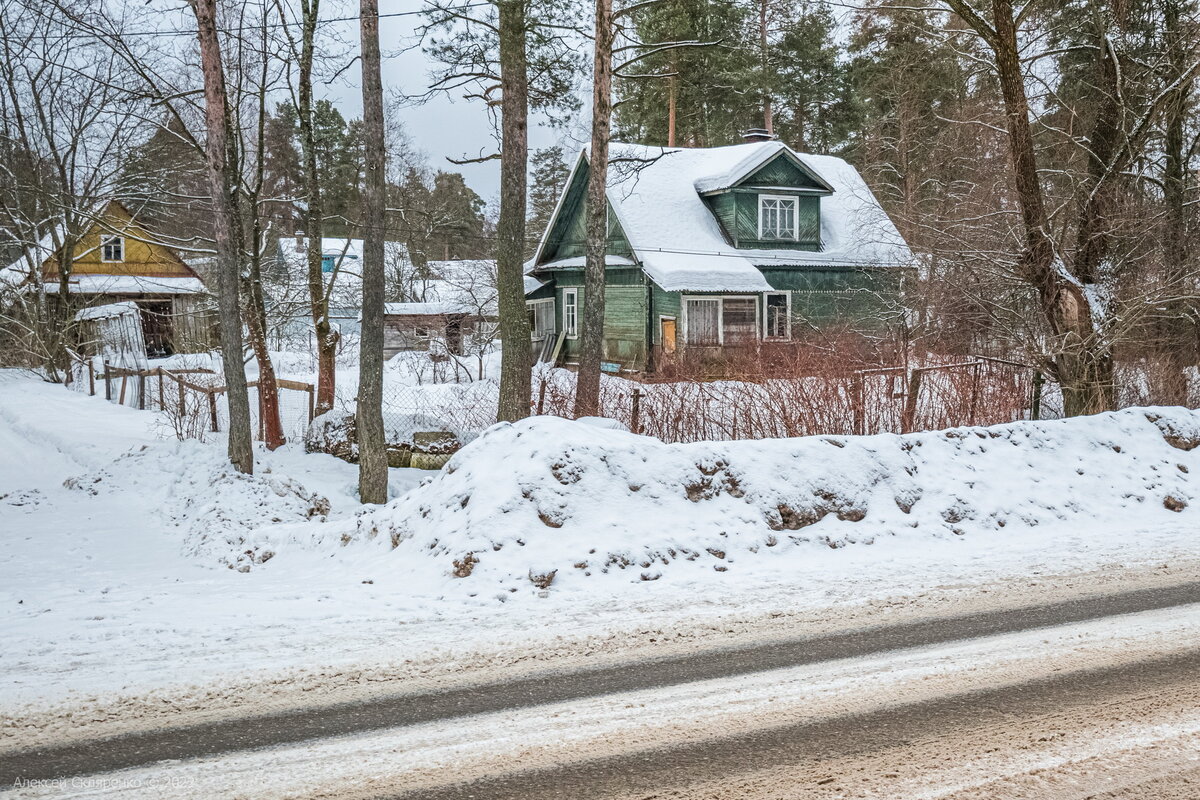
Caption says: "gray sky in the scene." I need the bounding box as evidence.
[325,0,575,205]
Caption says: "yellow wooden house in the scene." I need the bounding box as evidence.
[7,200,214,356]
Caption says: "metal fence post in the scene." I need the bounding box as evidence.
[852,371,865,436]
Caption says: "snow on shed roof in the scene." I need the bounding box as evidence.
[41,275,206,295]
[74,301,142,322]
[572,141,912,293]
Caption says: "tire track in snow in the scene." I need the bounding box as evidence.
[3,580,1199,784]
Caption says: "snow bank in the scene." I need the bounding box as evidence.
[293,407,1200,593]
[65,442,330,570]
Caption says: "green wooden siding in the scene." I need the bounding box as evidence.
[741,155,827,189]
[539,159,634,262]
[730,192,820,249]
[759,268,906,328]
[552,270,650,365]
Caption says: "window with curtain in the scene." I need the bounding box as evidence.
[758,196,797,240]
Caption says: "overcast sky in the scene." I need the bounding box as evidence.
[324,0,577,206]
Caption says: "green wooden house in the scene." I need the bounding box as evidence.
[523,138,913,373]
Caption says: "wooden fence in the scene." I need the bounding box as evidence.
[66,356,316,442]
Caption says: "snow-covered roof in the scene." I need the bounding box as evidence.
[542,141,913,293]
[41,275,206,295]
[386,260,500,317]
[74,301,141,322]
[383,301,473,317]
[278,236,409,308]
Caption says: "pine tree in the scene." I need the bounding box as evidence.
[527,145,569,250]
[613,0,756,147]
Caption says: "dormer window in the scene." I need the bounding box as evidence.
[101,236,124,262]
[758,195,797,240]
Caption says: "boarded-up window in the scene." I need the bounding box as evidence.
[685,299,720,345]
[722,298,758,344]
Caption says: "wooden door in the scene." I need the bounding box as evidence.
[661,317,677,354]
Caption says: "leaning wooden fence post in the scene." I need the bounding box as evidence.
[536,376,548,415]
[631,388,642,434]
[852,371,865,436]
[88,361,95,396]
[103,361,112,402]
[208,389,219,432]
[1031,370,1044,421]
[119,373,128,406]
[901,368,922,434]
[967,361,981,426]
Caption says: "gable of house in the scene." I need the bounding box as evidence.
[536,156,636,266]
[42,201,199,281]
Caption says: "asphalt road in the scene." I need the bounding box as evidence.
[386,648,1200,800]
[4,580,1200,785]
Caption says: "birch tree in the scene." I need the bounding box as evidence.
[0,1,147,380]
[941,0,1200,415]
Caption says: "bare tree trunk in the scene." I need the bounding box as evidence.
[574,0,614,419]
[297,0,338,416]
[667,55,677,147]
[357,0,388,503]
[243,7,285,451]
[190,0,253,474]
[760,0,772,135]
[496,0,533,422]
[1161,0,1195,405]
[948,0,1111,416]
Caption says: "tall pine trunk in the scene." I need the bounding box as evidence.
[298,0,338,416]
[190,0,254,474]
[1161,0,1195,405]
[357,0,388,503]
[574,0,614,419]
[496,0,533,422]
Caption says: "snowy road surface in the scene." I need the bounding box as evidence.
[4,372,1200,797]
[4,580,1200,784]
[5,600,1200,798]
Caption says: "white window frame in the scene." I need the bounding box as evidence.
[762,291,792,341]
[682,294,759,346]
[100,235,125,263]
[562,288,579,339]
[526,298,556,338]
[757,194,799,241]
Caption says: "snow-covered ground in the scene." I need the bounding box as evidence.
[2,369,1200,751]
